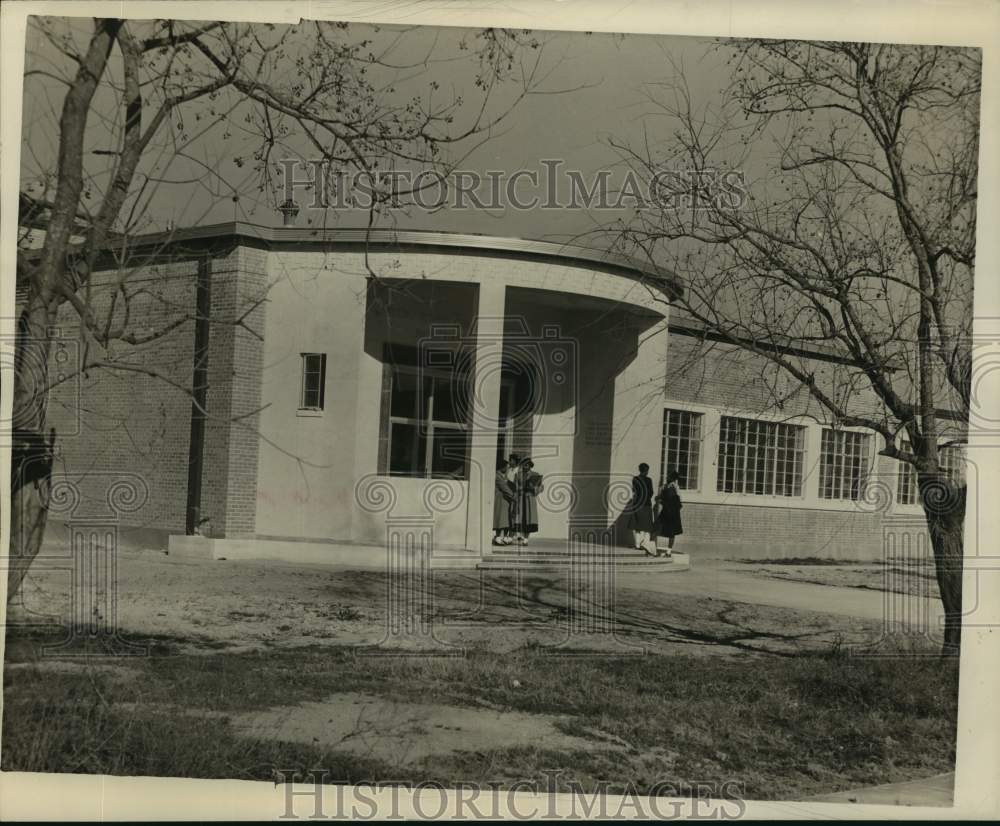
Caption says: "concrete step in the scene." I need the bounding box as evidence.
[477,552,689,573]
[486,547,652,558]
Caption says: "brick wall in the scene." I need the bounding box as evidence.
[662,330,950,560]
[665,331,884,422]
[46,256,199,534]
[199,246,268,538]
[678,503,884,559]
[41,243,266,543]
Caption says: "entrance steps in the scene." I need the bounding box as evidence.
[477,544,689,573]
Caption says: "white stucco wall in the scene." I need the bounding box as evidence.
[253,245,670,551]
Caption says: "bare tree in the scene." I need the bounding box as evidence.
[604,40,979,654]
[10,16,552,601]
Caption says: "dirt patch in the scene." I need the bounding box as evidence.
[6,545,884,657]
[227,691,621,765]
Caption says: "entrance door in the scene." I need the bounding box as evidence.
[496,364,535,468]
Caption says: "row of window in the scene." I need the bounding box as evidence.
[662,408,964,504]
[297,353,964,497]
[664,411,821,497]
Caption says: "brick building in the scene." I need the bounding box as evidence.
[33,222,965,565]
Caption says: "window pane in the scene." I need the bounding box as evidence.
[661,409,703,490]
[389,421,426,477]
[390,369,421,419]
[898,456,916,505]
[301,353,326,409]
[431,375,464,424]
[820,429,870,500]
[430,426,468,479]
[716,415,804,497]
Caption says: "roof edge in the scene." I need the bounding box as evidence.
[98,221,682,297]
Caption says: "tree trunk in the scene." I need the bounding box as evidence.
[920,477,965,656]
[7,300,56,603]
[7,435,53,603]
[6,21,124,601]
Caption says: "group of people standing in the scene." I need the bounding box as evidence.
[493,454,544,546]
[492,456,683,556]
[625,463,683,558]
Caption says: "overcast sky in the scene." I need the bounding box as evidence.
[20,19,732,246]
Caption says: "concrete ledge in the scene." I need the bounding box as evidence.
[47,521,173,551]
[167,535,217,561]
[167,535,483,569]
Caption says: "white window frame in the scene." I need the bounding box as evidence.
[716,415,806,498]
[897,441,918,506]
[299,352,327,411]
[386,364,469,480]
[660,408,704,491]
[819,428,871,501]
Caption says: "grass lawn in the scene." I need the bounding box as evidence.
[2,623,958,801]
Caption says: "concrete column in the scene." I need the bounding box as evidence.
[611,316,670,479]
[701,407,723,498]
[465,281,506,552]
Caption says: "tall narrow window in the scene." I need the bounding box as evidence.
[300,353,327,410]
[897,441,918,505]
[716,416,805,497]
[661,409,703,490]
[820,428,870,500]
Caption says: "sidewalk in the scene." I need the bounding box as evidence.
[617,558,943,625]
[804,772,954,806]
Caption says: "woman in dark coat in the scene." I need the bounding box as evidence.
[493,459,516,545]
[626,463,655,553]
[506,453,522,543]
[517,459,544,544]
[654,469,684,557]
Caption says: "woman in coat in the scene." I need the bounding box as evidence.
[517,458,544,545]
[505,453,522,543]
[654,469,684,557]
[626,463,655,554]
[493,459,516,545]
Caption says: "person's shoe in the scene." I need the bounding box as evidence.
[501,536,514,545]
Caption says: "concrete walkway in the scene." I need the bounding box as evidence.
[616,558,943,625]
[805,772,954,807]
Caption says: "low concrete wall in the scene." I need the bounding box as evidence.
[44,522,173,551]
